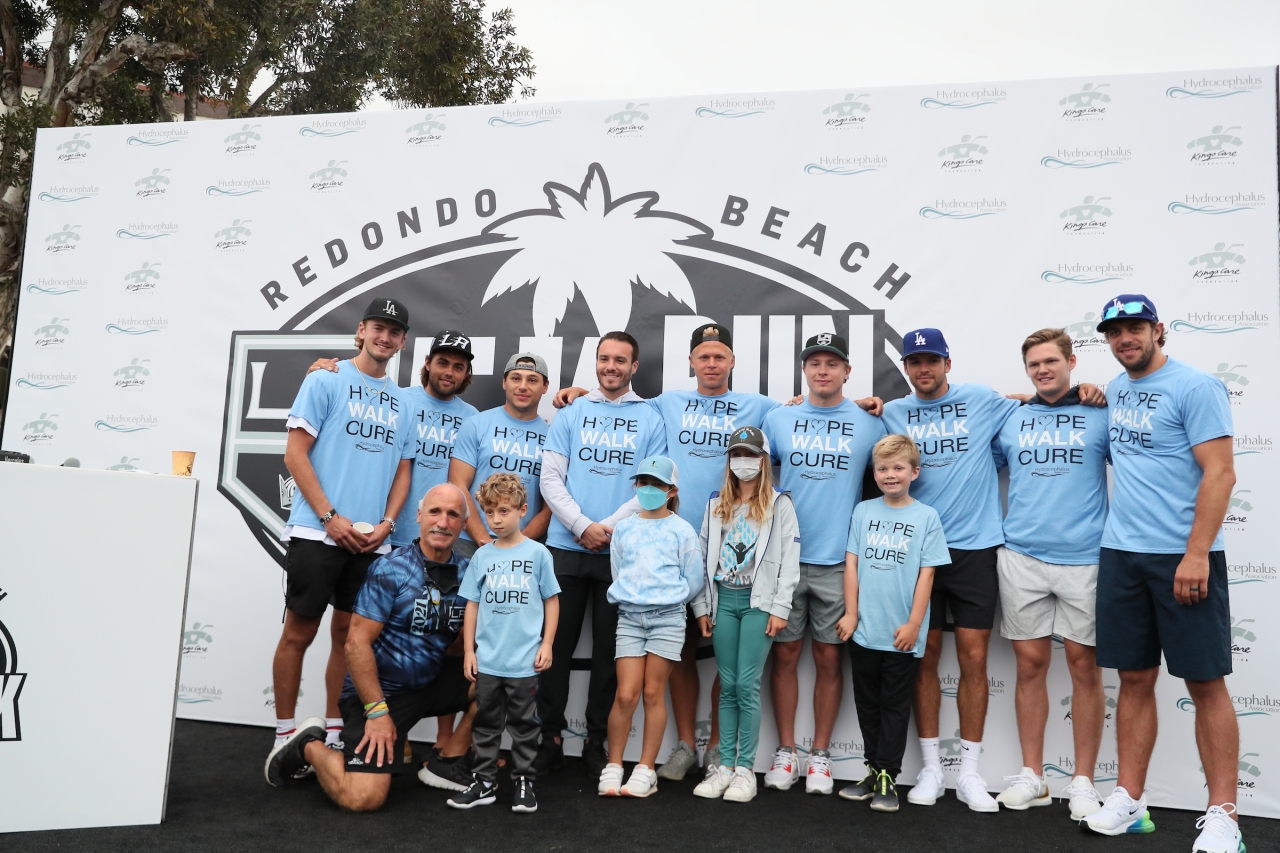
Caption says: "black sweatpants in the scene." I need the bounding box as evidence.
[537,548,618,743]
[473,673,541,783]
[848,639,921,778]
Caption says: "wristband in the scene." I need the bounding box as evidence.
[381,516,396,533]
[363,699,389,718]
[319,509,336,524]
[366,708,390,720]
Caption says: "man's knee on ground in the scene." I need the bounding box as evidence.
[337,778,391,813]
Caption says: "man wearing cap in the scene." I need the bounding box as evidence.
[268,298,415,768]
[760,333,887,794]
[1083,296,1242,853]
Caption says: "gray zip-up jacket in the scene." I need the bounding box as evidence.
[692,488,801,625]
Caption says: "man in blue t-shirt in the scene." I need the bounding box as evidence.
[537,331,667,779]
[270,298,415,765]
[1083,295,1241,853]
[265,483,478,811]
[761,333,886,795]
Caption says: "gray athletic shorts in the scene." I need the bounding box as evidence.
[996,546,1097,646]
[776,563,844,645]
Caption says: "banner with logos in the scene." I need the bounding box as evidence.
[3,67,1277,816]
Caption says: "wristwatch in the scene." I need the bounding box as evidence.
[319,509,336,524]
[381,516,396,533]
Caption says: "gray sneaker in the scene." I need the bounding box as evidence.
[704,745,721,773]
[656,740,698,780]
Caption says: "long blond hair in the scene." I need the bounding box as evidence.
[714,455,774,525]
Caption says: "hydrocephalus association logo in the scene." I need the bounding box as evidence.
[1229,560,1275,585]
[0,590,25,741]
[16,370,76,391]
[20,412,58,443]
[54,132,91,161]
[117,221,178,240]
[1041,146,1130,170]
[920,86,1005,109]
[26,276,88,295]
[1167,74,1265,99]
[406,113,446,145]
[821,93,870,129]
[937,135,988,171]
[604,103,648,137]
[1059,196,1112,234]
[1171,311,1266,335]
[919,198,1007,219]
[38,183,99,203]
[805,155,886,176]
[124,262,161,292]
[1233,433,1272,455]
[1058,82,1111,120]
[1041,262,1131,285]
[695,96,775,119]
[1187,243,1245,281]
[112,358,151,388]
[1169,192,1265,215]
[1187,126,1243,165]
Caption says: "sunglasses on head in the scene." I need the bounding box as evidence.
[1101,301,1151,321]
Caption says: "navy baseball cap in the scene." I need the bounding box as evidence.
[901,328,949,360]
[1096,294,1159,332]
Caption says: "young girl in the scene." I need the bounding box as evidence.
[691,426,800,803]
[598,456,704,798]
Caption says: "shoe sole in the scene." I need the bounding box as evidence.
[511,803,538,813]
[806,781,834,795]
[446,796,496,809]
[870,800,900,813]
[417,767,471,792]
[598,787,622,796]
[763,776,797,791]
[838,790,874,801]
[958,794,1000,813]
[1081,811,1156,836]
[693,787,729,799]
[724,793,756,803]
[264,717,326,787]
[999,794,1052,810]
[907,792,939,805]
[622,788,658,798]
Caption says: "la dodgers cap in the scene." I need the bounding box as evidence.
[362,297,409,331]
[690,323,733,352]
[1095,293,1159,332]
[503,351,550,379]
[428,330,473,361]
[630,455,679,486]
[800,332,849,362]
[726,426,771,456]
[901,328,949,360]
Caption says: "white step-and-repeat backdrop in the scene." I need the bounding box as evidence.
[3,66,1277,816]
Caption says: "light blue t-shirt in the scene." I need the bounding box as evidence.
[544,397,667,553]
[647,390,780,532]
[458,537,560,678]
[994,393,1110,565]
[286,360,412,532]
[608,513,705,610]
[391,387,478,546]
[452,406,548,541]
[882,383,1020,550]
[846,498,949,658]
[762,399,887,565]
[1102,358,1234,554]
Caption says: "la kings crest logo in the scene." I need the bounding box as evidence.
[0,590,25,741]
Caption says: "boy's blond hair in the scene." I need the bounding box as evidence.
[872,434,920,468]
[475,472,527,511]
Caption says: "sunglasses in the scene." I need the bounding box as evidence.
[1101,301,1151,321]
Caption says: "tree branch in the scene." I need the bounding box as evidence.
[58,34,191,124]
[0,0,22,108]
[244,72,291,116]
[40,16,74,104]
[149,73,172,122]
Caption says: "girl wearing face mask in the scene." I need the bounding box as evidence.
[598,455,705,798]
[691,426,800,803]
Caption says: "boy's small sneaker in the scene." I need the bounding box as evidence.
[805,748,834,795]
[906,763,944,806]
[764,746,801,790]
[598,762,625,796]
[1062,776,1102,819]
[693,764,733,799]
[511,776,538,814]
[582,738,610,780]
[264,716,325,787]
[623,764,659,798]
[418,750,475,792]
[656,740,698,780]
[531,737,564,776]
[870,769,899,813]
[447,779,496,809]
[996,766,1051,810]
[956,773,999,813]
[838,765,878,801]
[724,766,758,803]
[1083,786,1156,835]
[1193,803,1244,853]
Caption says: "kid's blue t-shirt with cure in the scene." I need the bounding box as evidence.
[458,538,560,678]
[452,406,549,541]
[391,387,478,546]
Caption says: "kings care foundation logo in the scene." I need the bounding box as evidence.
[1065,313,1108,352]
[107,456,140,471]
[223,123,262,155]
[821,93,870,129]
[54,132,91,161]
[1213,365,1249,405]
[406,113,447,145]
[32,316,69,347]
[1187,126,1243,165]
[124,262,162,292]
[604,103,648,137]
[112,358,151,388]
[1059,196,1112,234]
[44,224,80,254]
[213,219,253,251]
[308,161,347,193]
[1230,617,1257,663]
[133,168,171,198]
[1058,82,1111,120]
[20,412,58,443]
[938,135,988,171]
[1187,242,1245,282]
[182,622,214,658]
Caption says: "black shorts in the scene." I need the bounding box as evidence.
[339,656,473,774]
[1096,548,1231,681]
[928,547,998,631]
[284,538,378,617]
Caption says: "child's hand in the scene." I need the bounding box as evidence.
[697,616,713,637]
[765,615,787,637]
[463,651,478,682]
[534,642,553,672]
[835,612,857,642]
[893,622,920,651]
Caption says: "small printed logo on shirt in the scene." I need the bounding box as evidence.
[794,537,802,543]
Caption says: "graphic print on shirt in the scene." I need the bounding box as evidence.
[860,517,917,569]
[412,407,467,472]
[338,385,401,452]
[903,401,969,468]
[1011,411,1093,476]
[718,511,760,584]
[787,415,861,480]
[577,413,643,475]
[1109,387,1159,456]
[454,408,549,538]
[678,397,744,458]
[485,423,545,478]
[480,557,541,613]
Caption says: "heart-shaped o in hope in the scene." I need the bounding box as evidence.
[920,407,940,421]
[1037,415,1056,427]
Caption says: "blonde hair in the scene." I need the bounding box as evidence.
[1021,328,1073,362]
[476,472,527,511]
[714,455,774,525]
[872,434,920,468]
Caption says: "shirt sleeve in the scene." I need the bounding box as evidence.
[1182,376,1234,446]
[452,416,482,467]
[398,395,415,460]
[457,555,482,602]
[285,415,319,438]
[644,407,668,457]
[846,502,865,554]
[544,400,573,457]
[992,430,1009,471]
[540,450,593,537]
[918,509,951,568]
[609,521,624,583]
[680,525,705,602]
[763,415,782,466]
[288,368,333,427]
[352,557,398,622]
[602,495,641,528]
[537,546,561,598]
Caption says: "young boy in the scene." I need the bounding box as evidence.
[835,434,949,812]
[449,473,560,813]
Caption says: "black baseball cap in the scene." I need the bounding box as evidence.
[691,323,733,352]
[800,332,849,362]
[727,426,770,456]
[429,330,474,361]
[362,297,409,332]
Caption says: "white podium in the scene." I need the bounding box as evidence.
[0,464,198,833]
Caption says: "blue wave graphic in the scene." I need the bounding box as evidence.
[105,324,160,335]
[487,117,551,127]
[1040,156,1121,169]
[127,136,181,146]
[116,229,171,239]
[920,98,995,109]
[1170,320,1256,334]
[298,127,359,137]
[1166,87,1249,99]
[205,186,263,197]
[177,696,215,703]
[1040,271,1122,284]
[919,207,996,219]
[1235,451,1262,456]
[16,379,68,390]
[1045,764,1118,782]
[804,164,876,176]
[26,284,77,295]
[38,192,89,202]
[1228,578,1264,585]
[1168,203,1252,215]
[95,420,151,433]
[694,107,765,118]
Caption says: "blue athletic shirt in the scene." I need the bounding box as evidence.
[1102,358,1234,554]
[882,384,1019,550]
[343,543,471,698]
[543,396,667,553]
[391,387,478,546]
[458,538,560,678]
[286,360,412,532]
[846,498,949,658]
[762,399,886,565]
[647,390,780,533]
[993,389,1110,565]
[452,406,548,541]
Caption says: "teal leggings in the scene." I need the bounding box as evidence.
[713,585,775,768]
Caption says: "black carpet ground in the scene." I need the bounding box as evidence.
[11,720,1278,852]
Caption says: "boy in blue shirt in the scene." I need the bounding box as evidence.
[450,473,560,813]
[836,434,948,813]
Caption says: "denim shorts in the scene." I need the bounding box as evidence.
[616,605,688,662]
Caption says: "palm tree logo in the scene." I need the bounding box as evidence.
[480,163,710,337]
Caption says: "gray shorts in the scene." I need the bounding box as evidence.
[776,563,844,645]
[997,546,1097,646]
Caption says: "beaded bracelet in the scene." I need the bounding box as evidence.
[363,699,389,719]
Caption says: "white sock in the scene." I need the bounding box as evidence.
[275,718,296,747]
[324,717,344,748]
[959,739,981,778]
[919,737,940,770]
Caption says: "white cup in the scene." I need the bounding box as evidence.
[352,521,375,535]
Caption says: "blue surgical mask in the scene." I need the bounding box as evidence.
[636,485,670,511]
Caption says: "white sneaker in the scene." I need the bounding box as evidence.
[1193,804,1244,853]
[805,749,833,795]
[995,766,1050,810]
[1083,786,1156,835]
[724,766,758,802]
[956,773,999,813]
[597,762,624,797]
[1062,775,1102,819]
[693,764,733,799]
[763,746,802,791]
[622,764,659,798]
[907,764,945,805]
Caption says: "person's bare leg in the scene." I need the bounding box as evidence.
[608,658,646,765]
[1064,640,1104,780]
[770,639,803,746]
[272,611,322,719]
[438,694,477,758]
[1011,637,1052,771]
[810,641,843,750]
[325,610,353,718]
[304,739,392,812]
[1186,677,1240,817]
[669,622,700,746]
[435,714,456,745]
[913,629,944,739]
[640,654,678,768]
[1114,667,1159,794]
[955,627,992,742]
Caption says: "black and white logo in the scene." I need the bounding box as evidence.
[0,591,25,742]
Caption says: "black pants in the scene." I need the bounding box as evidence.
[537,548,618,742]
[473,674,541,783]
[848,640,921,778]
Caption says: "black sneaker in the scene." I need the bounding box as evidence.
[447,779,497,809]
[838,766,878,801]
[581,738,609,780]
[870,769,899,813]
[418,749,475,792]
[532,736,565,776]
[511,775,538,813]
[264,716,326,787]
